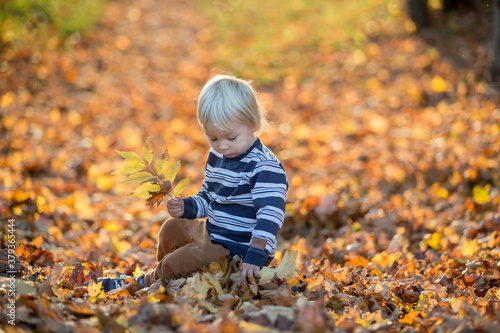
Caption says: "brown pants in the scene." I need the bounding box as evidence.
[143,218,231,287]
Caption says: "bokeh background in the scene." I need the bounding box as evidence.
[1,0,500,330]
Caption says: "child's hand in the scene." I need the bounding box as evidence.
[167,196,184,218]
[240,262,261,282]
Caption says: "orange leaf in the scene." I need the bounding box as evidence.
[345,255,370,268]
[398,309,423,325]
[107,288,131,299]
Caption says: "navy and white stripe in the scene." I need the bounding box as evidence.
[182,138,288,268]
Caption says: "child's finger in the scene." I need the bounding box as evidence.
[167,197,180,206]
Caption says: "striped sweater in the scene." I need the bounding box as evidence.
[182,138,288,268]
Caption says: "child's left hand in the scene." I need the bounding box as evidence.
[166,196,184,217]
[240,262,261,282]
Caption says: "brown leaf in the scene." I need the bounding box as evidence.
[146,180,172,206]
[38,264,65,297]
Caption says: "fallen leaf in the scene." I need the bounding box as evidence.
[460,239,479,257]
[143,137,154,165]
[473,185,490,204]
[260,251,298,284]
[430,76,449,92]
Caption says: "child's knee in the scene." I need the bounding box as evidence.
[158,218,183,238]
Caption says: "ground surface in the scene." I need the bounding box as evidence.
[1,0,500,331]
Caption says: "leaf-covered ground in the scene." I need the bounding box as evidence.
[1,0,500,332]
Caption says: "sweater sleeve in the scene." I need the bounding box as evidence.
[181,158,212,219]
[242,160,288,267]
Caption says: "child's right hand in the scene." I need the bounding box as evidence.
[167,196,184,218]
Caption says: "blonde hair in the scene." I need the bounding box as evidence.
[197,74,270,135]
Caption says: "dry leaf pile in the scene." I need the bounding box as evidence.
[1,0,500,331]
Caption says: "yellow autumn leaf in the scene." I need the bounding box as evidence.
[12,206,22,216]
[173,178,190,197]
[87,280,103,298]
[188,273,211,300]
[437,187,449,199]
[460,238,478,257]
[88,281,106,303]
[1,91,15,108]
[133,264,143,277]
[260,250,298,284]
[147,294,162,303]
[96,175,114,191]
[366,77,381,91]
[130,182,160,198]
[115,150,145,164]
[473,185,490,204]
[111,162,146,175]
[165,161,181,183]
[142,136,154,165]
[154,146,169,174]
[121,171,155,184]
[102,220,122,232]
[426,232,441,250]
[341,120,357,136]
[203,272,224,296]
[430,76,449,92]
[404,18,417,34]
[154,158,167,175]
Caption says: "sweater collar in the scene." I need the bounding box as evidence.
[222,138,261,162]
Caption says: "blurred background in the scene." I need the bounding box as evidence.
[1,0,499,265]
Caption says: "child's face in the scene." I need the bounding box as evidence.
[205,120,257,159]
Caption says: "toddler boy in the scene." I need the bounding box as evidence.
[100,74,288,291]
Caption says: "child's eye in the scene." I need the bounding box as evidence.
[209,138,217,142]
[228,137,237,141]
